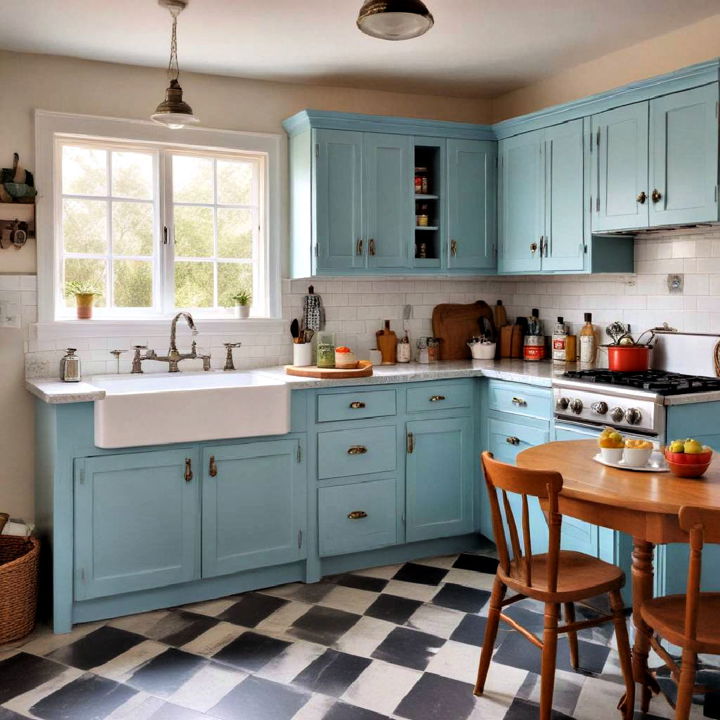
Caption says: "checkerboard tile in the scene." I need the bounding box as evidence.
[1,551,715,719]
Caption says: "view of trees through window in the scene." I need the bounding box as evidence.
[59,142,260,315]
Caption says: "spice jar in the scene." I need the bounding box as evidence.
[414,167,429,194]
[416,203,430,227]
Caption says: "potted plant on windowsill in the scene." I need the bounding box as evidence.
[65,281,102,320]
[231,288,252,319]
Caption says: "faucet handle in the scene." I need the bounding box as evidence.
[133,344,147,351]
[224,342,242,348]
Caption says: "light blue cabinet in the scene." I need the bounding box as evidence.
[406,417,474,542]
[447,139,496,270]
[649,84,719,227]
[201,440,306,578]
[74,449,200,600]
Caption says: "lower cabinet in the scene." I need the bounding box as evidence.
[74,448,200,600]
[202,439,307,578]
[406,417,474,542]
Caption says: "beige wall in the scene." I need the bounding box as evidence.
[0,49,490,522]
[492,13,720,121]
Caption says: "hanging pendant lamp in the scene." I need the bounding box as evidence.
[151,0,199,129]
[357,0,434,41]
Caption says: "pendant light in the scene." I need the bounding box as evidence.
[357,0,434,41]
[151,0,199,129]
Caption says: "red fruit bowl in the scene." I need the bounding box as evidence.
[665,450,713,465]
[664,455,712,478]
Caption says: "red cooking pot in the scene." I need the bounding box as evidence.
[607,344,652,372]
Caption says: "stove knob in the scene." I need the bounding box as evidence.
[610,407,624,423]
[625,407,642,425]
[569,398,583,415]
[591,401,608,415]
[556,397,569,411]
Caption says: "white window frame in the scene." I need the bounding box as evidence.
[35,110,284,338]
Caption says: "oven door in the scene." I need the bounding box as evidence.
[554,419,663,445]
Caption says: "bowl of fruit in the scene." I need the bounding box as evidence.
[623,438,654,468]
[664,439,713,478]
[598,427,625,464]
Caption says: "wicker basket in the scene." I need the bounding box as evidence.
[0,536,40,644]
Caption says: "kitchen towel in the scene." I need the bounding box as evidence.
[302,286,323,332]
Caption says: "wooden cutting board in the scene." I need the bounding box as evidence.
[432,301,496,361]
[285,361,373,379]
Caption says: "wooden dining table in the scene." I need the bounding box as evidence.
[517,439,720,713]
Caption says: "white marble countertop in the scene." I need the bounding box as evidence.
[25,358,562,404]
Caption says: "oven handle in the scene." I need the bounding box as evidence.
[554,418,659,438]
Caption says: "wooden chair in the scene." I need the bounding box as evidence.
[475,451,635,720]
[640,506,720,720]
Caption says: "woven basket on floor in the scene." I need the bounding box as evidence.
[0,535,40,644]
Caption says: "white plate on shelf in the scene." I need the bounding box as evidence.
[592,453,669,473]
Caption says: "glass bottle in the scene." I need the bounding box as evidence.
[552,317,568,362]
[579,312,597,364]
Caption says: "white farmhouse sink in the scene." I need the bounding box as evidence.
[93,372,290,448]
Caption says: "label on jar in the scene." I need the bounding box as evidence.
[579,335,596,363]
[552,335,566,361]
[523,345,545,361]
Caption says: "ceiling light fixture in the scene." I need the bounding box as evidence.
[357,0,434,41]
[151,0,199,129]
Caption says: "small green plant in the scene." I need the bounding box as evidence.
[231,288,252,306]
[65,280,102,298]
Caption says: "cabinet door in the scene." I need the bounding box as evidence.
[447,139,497,270]
[406,417,473,542]
[74,449,200,600]
[315,129,364,272]
[498,131,544,273]
[202,439,306,578]
[649,84,719,227]
[543,120,585,272]
[591,102,649,231]
[364,133,413,269]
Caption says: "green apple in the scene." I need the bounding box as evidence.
[669,440,685,453]
[684,439,704,454]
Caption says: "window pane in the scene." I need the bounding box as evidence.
[218,262,252,308]
[112,202,153,256]
[64,258,106,307]
[62,146,107,196]
[217,208,253,259]
[112,151,153,199]
[174,205,214,257]
[217,159,254,205]
[114,260,153,307]
[173,155,213,203]
[63,199,107,254]
[175,261,213,307]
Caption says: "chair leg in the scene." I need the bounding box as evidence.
[474,575,506,696]
[563,602,579,670]
[540,602,559,720]
[675,649,697,720]
[609,590,635,720]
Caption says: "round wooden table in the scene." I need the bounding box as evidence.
[517,439,720,711]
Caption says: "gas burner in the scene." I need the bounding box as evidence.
[562,370,720,396]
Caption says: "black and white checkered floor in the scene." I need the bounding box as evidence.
[1,550,718,720]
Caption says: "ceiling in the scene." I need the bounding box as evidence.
[1,0,718,98]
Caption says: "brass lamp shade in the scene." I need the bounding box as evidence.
[151,79,200,129]
[357,0,434,40]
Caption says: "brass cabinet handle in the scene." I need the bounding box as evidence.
[209,455,217,477]
[539,236,545,256]
[429,395,446,402]
[368,238,376,256]
[651,189,662,203]
[407,432,414,454]
[450,239,458,257]
[349,401,366,409]
[637,191,647,204]
[530,241,538,254]
[347,446,368,455]
[511,396,527,407]
[347,510,368,520]
[184,458,193,482]
[356,238,364,256]
[506,436,520,445]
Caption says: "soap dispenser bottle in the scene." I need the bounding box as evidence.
[60,348,81,382]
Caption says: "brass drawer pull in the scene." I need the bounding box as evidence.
[637,191,647,204]
[506,436,520,445]
[511,397,527,407]
[209,455,217,477]
[356,238,364,256]
[651,188,662,203]
[429,395,446,402]
[349,401,366,409]
[407,432,414,454]
[450,239,458,257]
[368,238,376,256]
[184,458,193,482]
[347,446,368,455]
[347,510,368,520]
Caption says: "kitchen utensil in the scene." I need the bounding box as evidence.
[292,342,313,367]
[468,340,496,360]
[431,301,496,360]
[285,361,373,379]
[303,328,315,344]
[500,324,524,358]
[376,320,397,365]
[605,321,628,345]
[290,318,300,343]
[302,285,322,332]
[607,344,652,372]
[493,300,508,330]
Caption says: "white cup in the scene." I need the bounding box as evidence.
[368,349,382,365]
[292,342,313,367]
[599,447,623,464]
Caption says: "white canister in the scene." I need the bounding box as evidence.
[368,349,383,365]
[292,343,313,367]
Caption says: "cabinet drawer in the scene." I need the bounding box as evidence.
[487,417,549,465]
[488,381,552,420]
[318,478,397,557]
[318,425,397,479]
[406,380,472,413]
[317,389,396,423]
